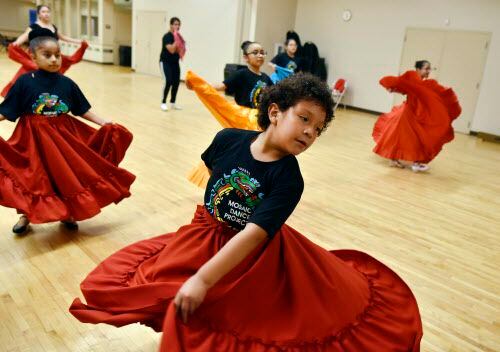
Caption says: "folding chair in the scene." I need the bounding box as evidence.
[332,78,347,112]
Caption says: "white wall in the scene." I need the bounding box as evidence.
[0,0,34,34]
[101,0,114,46]
[133,0,242,83]
[112,6,132,65]
[295,0,500,135]
[254,0,297,75]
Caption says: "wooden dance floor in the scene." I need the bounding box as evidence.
[0,54,499,351]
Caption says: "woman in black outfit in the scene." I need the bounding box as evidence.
[159,17,182,111]
[13,4,82,46]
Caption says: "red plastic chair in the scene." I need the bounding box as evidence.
[332,78,347,112]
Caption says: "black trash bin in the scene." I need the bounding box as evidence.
[119,46,132,67]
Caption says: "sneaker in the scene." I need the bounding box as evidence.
[160,103,169,111]
[170,103,182,110]
[411,163,429,172]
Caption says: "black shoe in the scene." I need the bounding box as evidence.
[12,217,29,235]
[61,220,79,231]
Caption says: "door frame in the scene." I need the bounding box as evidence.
[132,9,167,74]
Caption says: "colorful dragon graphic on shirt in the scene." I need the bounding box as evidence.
[286,60,297,72]
[250,80,268,108]
[32,93,69,116]
[206,168,264,222]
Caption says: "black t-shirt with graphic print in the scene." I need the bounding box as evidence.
[223,67,273,108]
[0,70,91,121]
[202,128,304,238]
[271,52,300,72]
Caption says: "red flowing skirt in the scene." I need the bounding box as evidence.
[372,71,461,163]
[1,42,89,97]
[0,114,135,223]
[70,206,422,351]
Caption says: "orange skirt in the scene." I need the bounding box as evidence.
[185,71,260,188]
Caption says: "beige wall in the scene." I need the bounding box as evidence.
[100,0,114,46]
[0,0,34,34]
[253,0,297,75]
[133,0,242,83]
[113,7,131,45]
[112,6,132,65]
[295,0,500,135]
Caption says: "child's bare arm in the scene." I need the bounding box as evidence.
[13,28,30,46]
[58,32,82,45]
[174,223,267,322]
[166,42,177,54]
[212,83,226,91]
[80,110,112,126]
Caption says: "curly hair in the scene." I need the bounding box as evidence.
[258,73,334,135]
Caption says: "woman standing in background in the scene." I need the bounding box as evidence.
[159,17,183,112]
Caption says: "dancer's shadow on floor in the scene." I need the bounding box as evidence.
[13,220,126,258]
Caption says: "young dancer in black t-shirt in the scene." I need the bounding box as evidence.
[270,38,301,73]
[212,41,273,109]
[71,74,422,352]
[0,36,135,235]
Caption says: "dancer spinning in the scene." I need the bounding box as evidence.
[186,71,260,189]
[71,73,422,352]
[185,70,261,188]
[372,60,461,172]
[0,36,135,234]
[185,41,272,187]
[1,4,88,97]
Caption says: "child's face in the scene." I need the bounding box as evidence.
[286,40,297,55]
[417,62,431,79]
[32,41,62,72]
[244,43,266,68]
[270,100,326,156]
[38,7,51,22]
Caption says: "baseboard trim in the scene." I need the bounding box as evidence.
[341,105,383,116]
[477,132,500,144]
